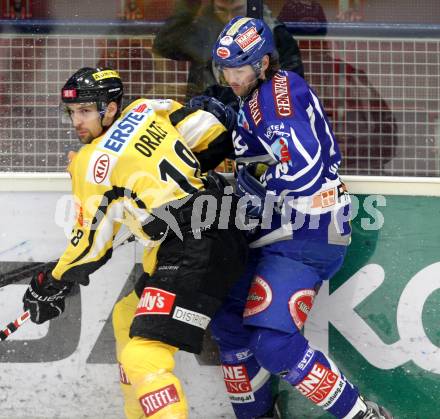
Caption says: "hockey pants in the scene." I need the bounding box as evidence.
[112,246,188,419]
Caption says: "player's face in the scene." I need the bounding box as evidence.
[66,103,103,144]
[213,0,246,24]
[222,65,258,97]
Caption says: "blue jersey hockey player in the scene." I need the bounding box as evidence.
[209,16,393,419]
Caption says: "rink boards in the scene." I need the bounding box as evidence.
[0,174,439,419]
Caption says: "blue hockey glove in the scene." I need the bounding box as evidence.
[23,271,72,324]
[187,95,237,131]
[236,164,268,219]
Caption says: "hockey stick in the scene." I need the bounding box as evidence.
[0,261,57,289]
[0,229,137,341]
[0,229,136,288]
[0,310,30,341]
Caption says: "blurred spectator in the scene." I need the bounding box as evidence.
[325,59,397,174]
[2,0,32,19]
[336,0,364,22]
[121,0,144,20]
[96,38,154,103]
[277,0,327,35]
[153,0,304,104]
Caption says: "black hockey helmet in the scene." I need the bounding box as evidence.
[61,67,124,117]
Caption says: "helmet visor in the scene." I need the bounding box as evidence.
[212,61,229,86]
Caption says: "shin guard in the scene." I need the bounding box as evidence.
[284,347,361,418]
[248,328,361,419]
[219,348,272,419]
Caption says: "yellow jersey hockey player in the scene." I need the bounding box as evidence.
[22,67,247,418]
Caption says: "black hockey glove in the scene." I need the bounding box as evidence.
[23,271,73,324]
[204,170,231,192]
[187,95,237,132]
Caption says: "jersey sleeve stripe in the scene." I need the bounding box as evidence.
[290,125,315,165]
[309,89,337,157]
[306,103,320,147]
[287,126,321,176]
[284,163,323,192]
[174,109,226,150]
[68,187,146,266]
[169,106,199,126]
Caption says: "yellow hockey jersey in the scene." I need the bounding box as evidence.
[52,98,229,283]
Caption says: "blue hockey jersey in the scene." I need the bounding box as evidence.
[234,70,351,247]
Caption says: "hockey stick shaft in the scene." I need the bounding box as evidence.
[0,310,30,341]
[0,262,57,288]
[0,230,136,341]
[0,230,136,288]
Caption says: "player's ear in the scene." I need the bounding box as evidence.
[102,101,118,127]
[261,55,270,73]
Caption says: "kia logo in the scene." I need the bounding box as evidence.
[93,154,110,184]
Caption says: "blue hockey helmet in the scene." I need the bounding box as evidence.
[212,17,275,69]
